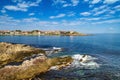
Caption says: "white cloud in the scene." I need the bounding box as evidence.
[62,21,82,26]
[0,15,85,30]
[94,9,107,16]
[17,3,29,8]
[91,0,100,4]
[53,0,79,7]
[109,10,115,14]
[51,22,59,25]
[89,5,94,8]
[80,12,91,16]
[67,12,76,17]
[12,0,22,3]
[52,0,66,5]
[4,5,27,12]
[1,9,6,13]
[92,5,106,12]
[50,13,66,19]
[63,4,71,7]
[103,19,120,23]
[4,0,42,12]
[90,5,113,16]
[104,0,119,4]
[29,13,35,16]
[92,5,116,16]
[71,0,79,6]
[85,0,119,4]
[0,15,120,31]
[0,15,20,26]
[36,0,42,4]
[80,17,101,21]
[114,5,120,9]
[114,5,120,11]
[92,19,120,24]
[22,18,39,22]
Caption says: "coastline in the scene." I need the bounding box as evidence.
[0,42,99,80]
[0,42,73,80]
[0,30,89,36]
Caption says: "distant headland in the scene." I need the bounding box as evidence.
[0,30,88,36]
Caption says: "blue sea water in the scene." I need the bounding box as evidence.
[0,34,120,79]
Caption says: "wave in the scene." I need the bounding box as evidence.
[50,54,100,70]
[69,54,100,69]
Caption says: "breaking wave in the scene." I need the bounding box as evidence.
[69,54,100,69]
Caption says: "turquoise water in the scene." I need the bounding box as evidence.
[0,34,120,79]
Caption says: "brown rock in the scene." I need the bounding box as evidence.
[0,42,45,67]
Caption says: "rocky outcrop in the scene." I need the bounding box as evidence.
[0,42,45,67]
[0,55,73,80]
[0,42,99,80]
[0,42,73,80]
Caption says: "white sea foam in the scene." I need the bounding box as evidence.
[50,54,100,70]
[71,54,100,69]
[72,54,83,60]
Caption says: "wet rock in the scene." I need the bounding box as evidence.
[49,56,73,70]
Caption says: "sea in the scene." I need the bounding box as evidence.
[0,34,120,80]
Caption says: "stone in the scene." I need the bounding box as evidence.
[0,42,45,67]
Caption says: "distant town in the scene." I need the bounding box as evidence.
[0,30,88,36]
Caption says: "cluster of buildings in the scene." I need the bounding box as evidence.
[0,30,86,36]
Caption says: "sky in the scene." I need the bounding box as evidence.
[0,0,120,33]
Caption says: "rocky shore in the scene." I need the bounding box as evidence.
[0,42,45,68]
[0,42,99,80]
[0,42,73,80]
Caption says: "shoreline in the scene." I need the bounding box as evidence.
[0,30,89,36]
[0,34,89,36]
[0,42,99,80]
[0,42,73,80]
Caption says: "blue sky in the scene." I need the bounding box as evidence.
[0,0,120,33]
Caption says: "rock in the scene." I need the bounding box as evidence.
[43,47,63,55]
[49,56,72,70]
[0,53,73,80]
[0,55,48,80]
[49,66,59,70]
[0,42,100,80]
[80,55,94,63]
[0,42,73,80]
[0,42,45,67]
